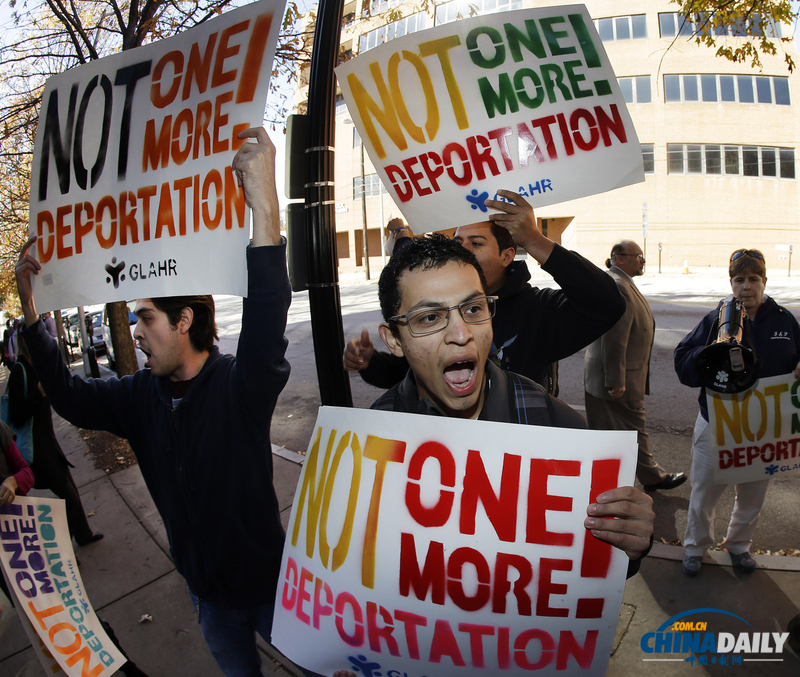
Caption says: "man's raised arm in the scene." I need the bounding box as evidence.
[232,127,281,247]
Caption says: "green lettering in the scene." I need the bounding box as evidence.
[478,74,519,118]
[514,68,545,109]
[540,16,576,56]
[505,20,546,61]
[467,26,505,69]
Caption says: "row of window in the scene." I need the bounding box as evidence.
[594,14,647,42]
[353,173,385,199]
[435,0,522,27]
[665,73,790,105]
[656,144,795,179]
[358,11,426,53]
[658,11,782,40]
[349,145,795,199]
[618,74,790,105]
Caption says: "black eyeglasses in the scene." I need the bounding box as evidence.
[389,296,498,336]
[730,250,764,262]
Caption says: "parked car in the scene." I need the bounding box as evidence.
[64,308,105,353]
[103,302,146,372]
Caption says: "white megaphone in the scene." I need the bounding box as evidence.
[695,295,760,394]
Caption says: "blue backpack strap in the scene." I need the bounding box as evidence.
[507,372,554,426]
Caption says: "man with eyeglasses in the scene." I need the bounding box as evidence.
[370,233,654,574]
[345,191,625,396]
[584,241,686,492]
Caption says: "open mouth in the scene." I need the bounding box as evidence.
[443,359,477,395]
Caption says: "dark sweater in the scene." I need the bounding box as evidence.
[361,244,625,390]
[23,243,292,609]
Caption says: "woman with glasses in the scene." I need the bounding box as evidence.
[675,249,800,576]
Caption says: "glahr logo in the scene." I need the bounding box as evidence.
[641,608,788,667]
[105,258,177,288]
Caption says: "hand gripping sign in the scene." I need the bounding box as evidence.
[0,497,125,677]
[335,4,643,232]
[28,0,284,311]
[707,373,800,484]
[272,407,636,676]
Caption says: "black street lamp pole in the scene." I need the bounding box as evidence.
[304,0,352,407]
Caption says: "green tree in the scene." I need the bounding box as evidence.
[0,0,309,373]
[675,0,797,71]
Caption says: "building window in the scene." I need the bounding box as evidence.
[668,144,795,179]
[353,127,361,147]
[335,95,348,116]
[618,76,651,103]
[594,15,647,42]
[658,12,782,38]
[663,74,790,105]
[641,144,654,174]
[358,12,427,53]
[369,0,403,16]
[435,0,523,25]
[353,173,384,199]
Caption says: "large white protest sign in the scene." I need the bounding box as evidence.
[707,373,800,484]
[335,4,643,232]
[272,407,636,676]
[29,0,284,311]
[0,497,126,676]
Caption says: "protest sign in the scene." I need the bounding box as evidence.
[0,497,125,676]
[707,373,800,484]
[29,0,284,311]
[272,407,637,676]
[335,4,643,232]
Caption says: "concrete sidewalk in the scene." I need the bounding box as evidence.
[2,263,800,675]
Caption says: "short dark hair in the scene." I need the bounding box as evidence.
[151,296,217,352]
[378,234,488,334]
[489,223,516,253]
[729,249,766,280]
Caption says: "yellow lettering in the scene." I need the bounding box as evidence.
[742,389,768,442]
[319,432,362,572]
[347,65,407,159]
[389,51,439,144]
[764,383,789,437]
[361,435,407,588]
[419,35,469,129]
[713,393,741,445]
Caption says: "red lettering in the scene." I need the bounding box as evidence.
[443,142,472,185]
[719,449,733,469]
[493,553,532,615]
[429,619,465,666]
[182,33,218,100]
[213,91,233,154]
[595,103,627,146]
[570,108,599,151]
[366,601,400,656]
[447,547,490,612]
[461,450,520,541]
[37,211,55,264]
[399,533,445,604]
[537,558,571,617]
[312,577,333,630]
[74,202,94,255]
[150,51,184,108]
[526,459,580,546]
[514,628,555,669]
[202,169,223,229]
[296,567,313,625]
[459,623,494,668]
[95,195,117,249]
[531,115,558,159]
[119,191,139,245]
[394,610,427,660]
[406,441,456,528]
[281,557,299,610]
[212,21,249,88]
[580,458,620,578]
[56,205,73,259]
[419,152,444,192]
[386,165,413,202]
[556,630,598,670]
[236,14,273,103]
[192,100,213,160]
[335,592,365,647]
[401,156,431,197]
[465,135,500,180]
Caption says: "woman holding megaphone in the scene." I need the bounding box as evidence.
[675,249,800,577]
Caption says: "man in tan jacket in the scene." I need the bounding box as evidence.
[584,240,686,492]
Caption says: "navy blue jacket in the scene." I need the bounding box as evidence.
[24,243,291,609]
[674,296,800,421]
[361,244,625,390]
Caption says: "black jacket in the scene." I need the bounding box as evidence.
[675,296,800,420]
[23,243,291,608]
[361,244,625,391]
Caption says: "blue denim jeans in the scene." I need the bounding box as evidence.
[188,590,322,677]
